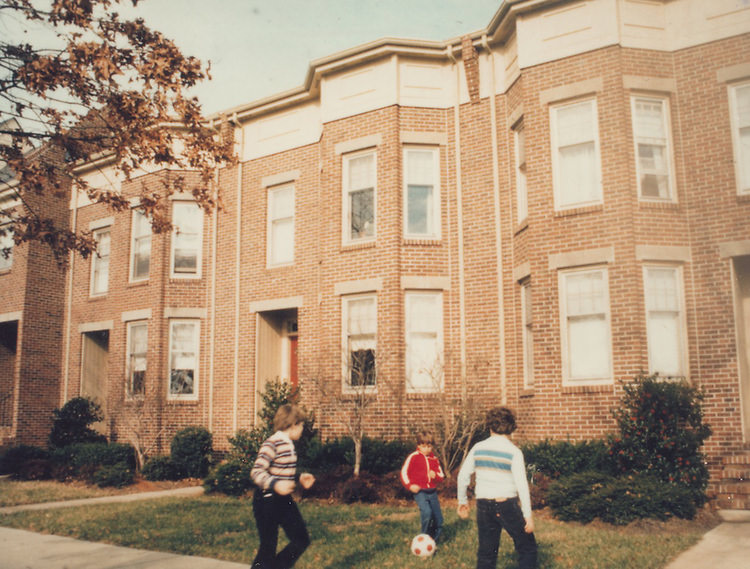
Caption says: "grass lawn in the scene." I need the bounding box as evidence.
[0,489,718,569]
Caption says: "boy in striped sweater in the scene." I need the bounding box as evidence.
[457,406,537,569]
[250,404,315,569]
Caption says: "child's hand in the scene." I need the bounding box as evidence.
[299,472,315,489]
[524,517,534,533]
[457,504,470,519]
[274,480,295,495]
[409,484,421,493]
[428,470,436,480]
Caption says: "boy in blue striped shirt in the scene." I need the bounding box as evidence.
[457,406,537,569]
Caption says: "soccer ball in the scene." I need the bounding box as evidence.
[410,533,436,557]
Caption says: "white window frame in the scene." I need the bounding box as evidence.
[125,321,147,398]
[342,293,377,392]
[514,124,528,225]
[342,149,377,245]
[631,95,676,202]
[403,146,440,240]
[167,319,200,400]
[729,81,750,195]
[267,183,295,267]
[558,266,613,385]
[0,224,12,272]
[129,209,151,282]
[170,201,203,279]
[405,291,444,393]
[643,264,688,378]
[90,226,111,296]
[550,98,603,210]
[521,280,534,388]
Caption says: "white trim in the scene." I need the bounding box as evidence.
[630,94,677,203]
[404,290,444,394]
[539,77,603,107]
[548,246,614,271]
[164,307,207,319]
[129,209,151,283]
[0,311,22,323]
[125,320,148,398]
[334,278,383,296]
[719,240,750,258]
[89,226,111,297]
[623,75,677,93]
[717,63,750,85]
[400,131,448,146]
[728,81,750,195]
[334,134,381,155]
[342,293,377,393]
[88,217,113,231]
[635,245,691,263]
[170,200,204,279]
[78,320,114,333]
[400,276,450,290]
[267,183,295,268]
[261,169,300,188]
[121,308,152,322]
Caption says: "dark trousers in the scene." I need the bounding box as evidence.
[252,490,310,569]
[414,490,444,542]
[476,498,537,569]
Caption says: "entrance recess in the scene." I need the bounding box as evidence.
[255,309,298,420]
[734,256,750,442]
[81,330,109,433]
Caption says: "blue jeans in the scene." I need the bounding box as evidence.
[476,498,536,569]
[414,490,443,542]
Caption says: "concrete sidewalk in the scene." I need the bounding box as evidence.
[663,512,750,569]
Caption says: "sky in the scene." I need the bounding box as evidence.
[126,0,504,115]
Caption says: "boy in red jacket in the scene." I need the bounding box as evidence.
[400,430,445,543]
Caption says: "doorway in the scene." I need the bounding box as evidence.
[0,320,18,428]
[81,330,109,433]
[255,309,298,421]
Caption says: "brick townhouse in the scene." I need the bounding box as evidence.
[1,0,749,504]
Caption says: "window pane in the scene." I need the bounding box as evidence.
[348,154,374,189]
[407,333,440,390]
[740,125,750,190]
[271,187,294,219]
[566,271,605,316]
[645,268,679,311]
[407,185,432,235]
[736,84,750,129]
[347,297,375,334]
[0,227,13,271]
[557,101,594,146]
[569,315,609,378]
[350,188,374,239]
[559,142,598,206]
[350,349,375,386]
[172,202,201,274]
[635,99,666,139]
[170,322,196,396]
[271,218,294,264]
[648,312,681,375]
[129,323,147,396]
[92,230,110,294]
[132,211,151,280]
[407,150,434,185]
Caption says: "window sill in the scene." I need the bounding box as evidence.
[553,204,603,218]
[405,391,442,399]
[737,193,750,204]
[166,397,199,404]
[519,388,535,398]
[127,280,149,288]
[88,294,108,301]
[514,221,529,236]
[0,268,11,276]
[561,383,614,394]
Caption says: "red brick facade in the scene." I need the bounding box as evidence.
[2,1,749,491]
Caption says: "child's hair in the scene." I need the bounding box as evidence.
[273,404,305,432]
[416,430,435,445]
[485,406,517,435]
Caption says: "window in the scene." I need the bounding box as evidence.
[404,147,440,239]
[514,125,528,224]
[521,280,534,388]
[171,201,202,277]
[268,184,294,266]
[130,209,151,282]
[90,227,111,295]
[643,266,687,377]
[343,150,376,243]
[126,321,147,397]
[343,295,376,388]
[405,291,443,392]
[0,225,12,271]
[559,267,612,383]
[729,82,750,194]
[631,96,674,200]
[551,99,602,210]
[168,319,199,399]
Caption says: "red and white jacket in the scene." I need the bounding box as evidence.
[400,450,445,491]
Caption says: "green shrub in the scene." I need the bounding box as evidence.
[171,426,213,479]
[203,460,253,496]
[142,455,178,481]
[358,438,411,475]
[48,397,107,449]
[51,442,136,483]
[0,444,50,475]
[303,436,351,472]
[93,462,134,488]
[522,439,613,479]
[548,471,697,525]
[609,373,712,501]
[227,428,269,466]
